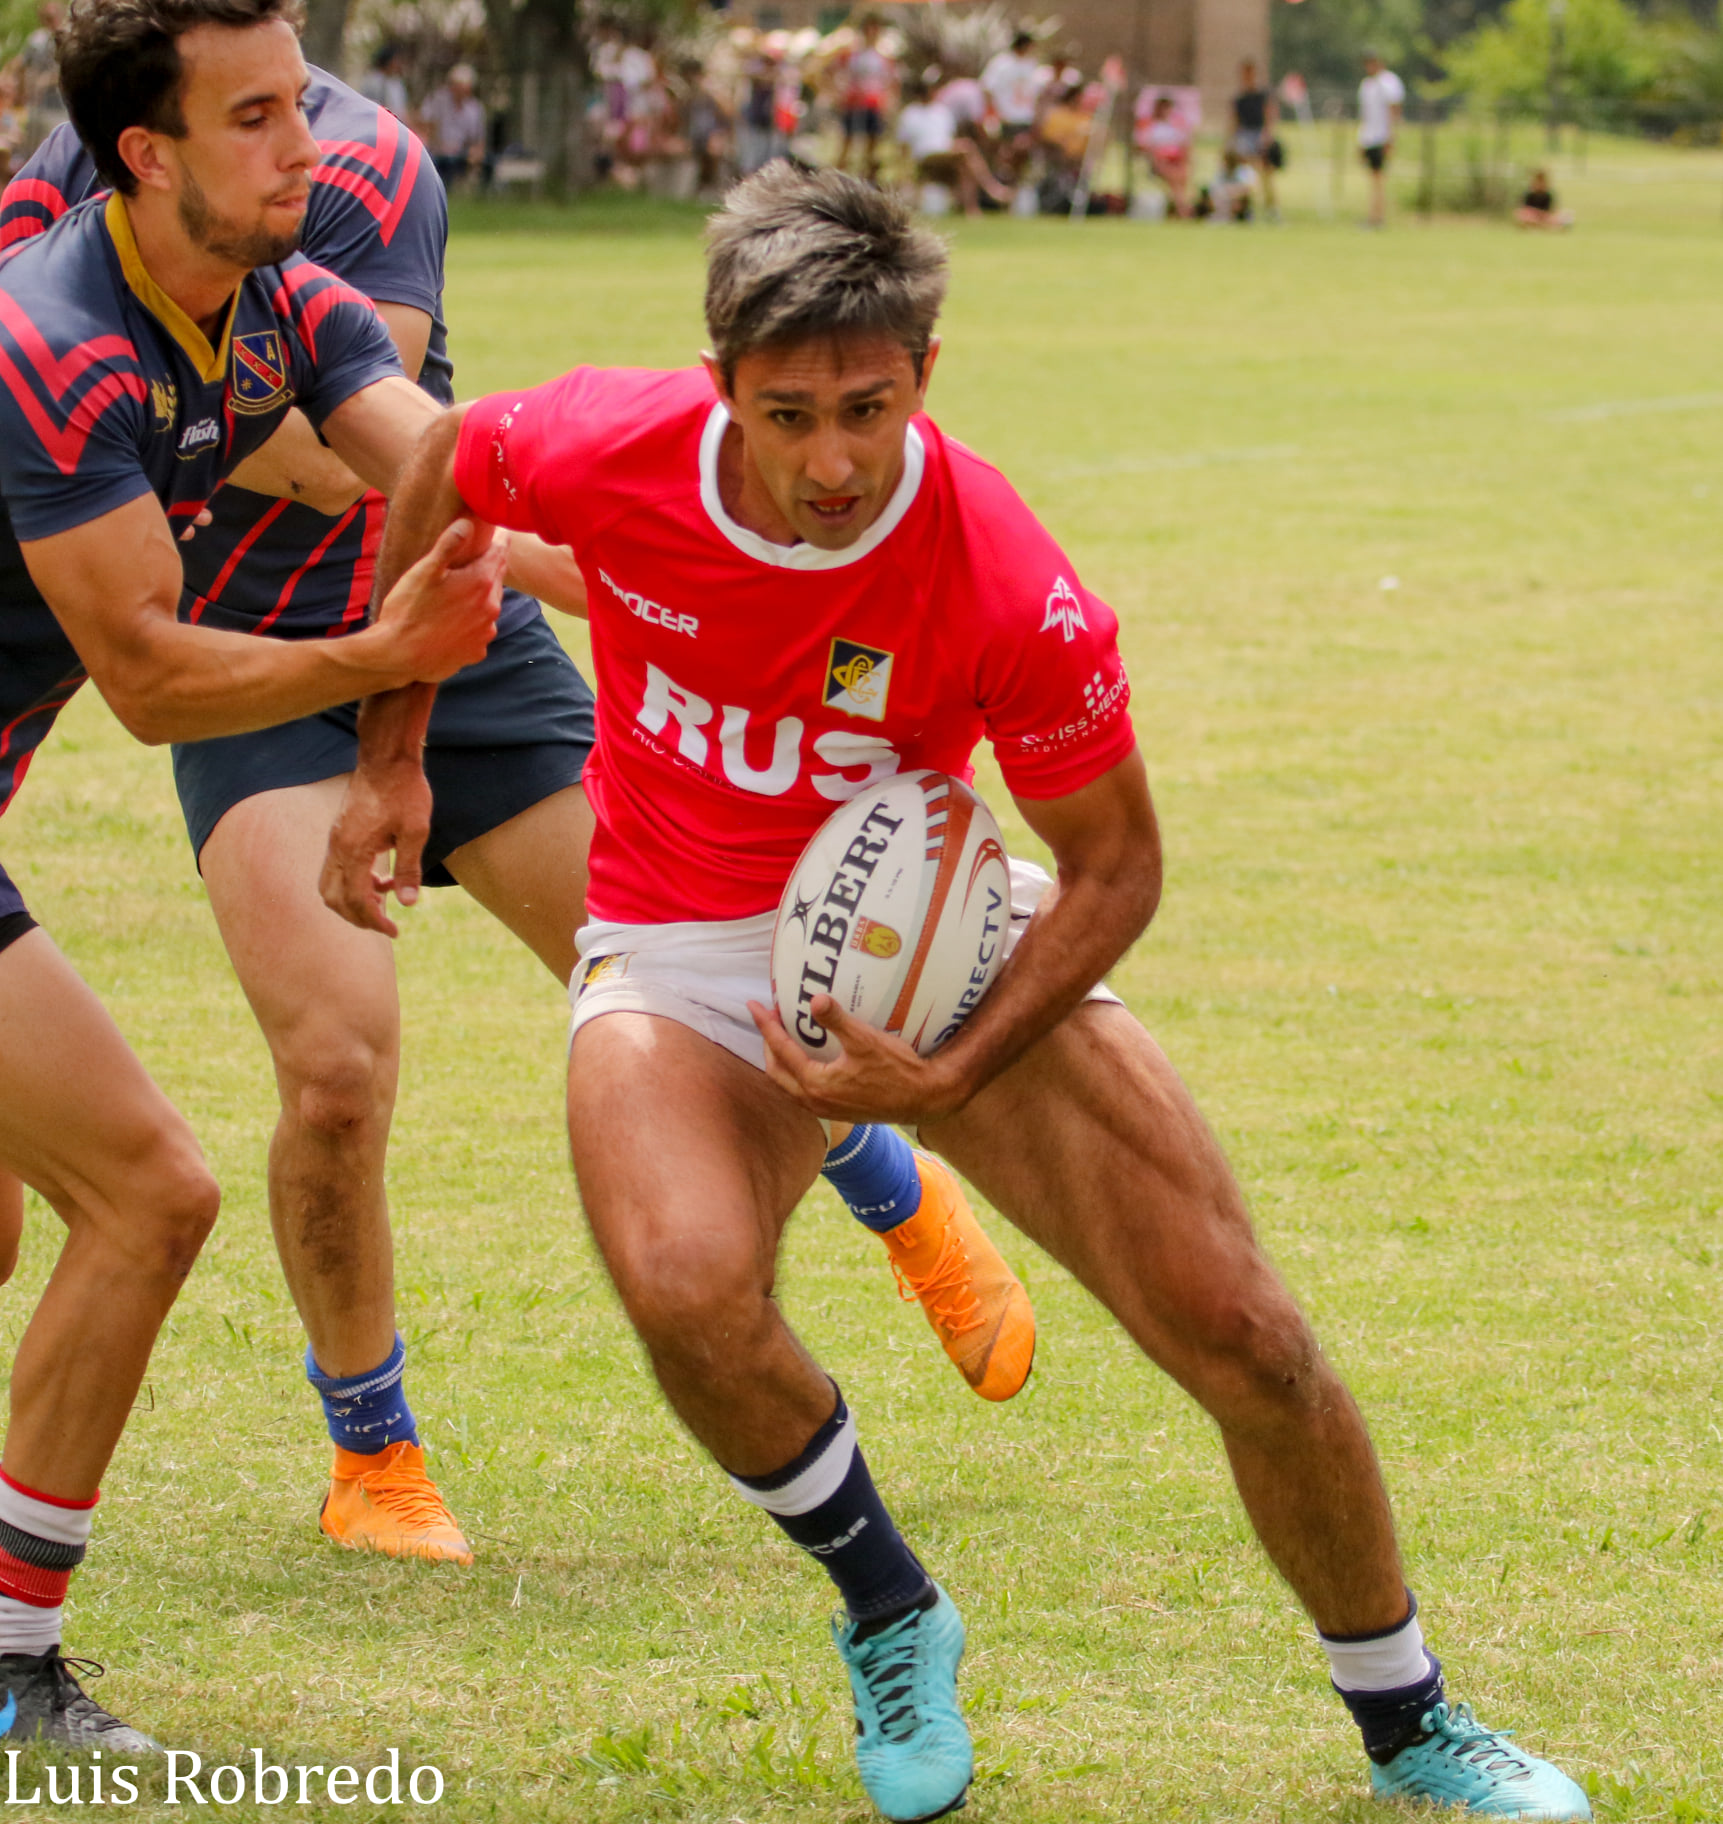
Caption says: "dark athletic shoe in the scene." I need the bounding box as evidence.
[0,1649,162,1753]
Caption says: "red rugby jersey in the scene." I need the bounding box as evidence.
[456,366,1135,925]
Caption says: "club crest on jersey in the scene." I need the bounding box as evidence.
[825,638,894,723]
[1041,576,1087,643]
[230,331,290,416]
[150,379,178,430]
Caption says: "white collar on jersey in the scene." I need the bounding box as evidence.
[698,402,926,570]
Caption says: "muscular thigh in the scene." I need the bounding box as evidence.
[567,1011,827,1304]
[922,1003,1294,1382]
[199,777,400,1083]
[0,929,200,1223]
[443,783,592,986]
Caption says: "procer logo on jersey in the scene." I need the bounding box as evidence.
[600,567,698,637]
[230,331,291,416]
[1041,576,1087,643]
[825,638,894,723]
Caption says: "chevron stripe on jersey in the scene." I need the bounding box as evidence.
[315,106,424,245]
[0,289,145,476]
[0,177,72,254]
[271,261,378,364]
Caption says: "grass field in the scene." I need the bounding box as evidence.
[3,141,1722,1821]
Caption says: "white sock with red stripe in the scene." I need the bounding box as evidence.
[0,1468,97,1657]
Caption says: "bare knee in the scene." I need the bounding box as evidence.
[126,1135,221,1283]
[609,1225,770,1370]
[1174,1275,1329,1427]
[278,1033,395,1145]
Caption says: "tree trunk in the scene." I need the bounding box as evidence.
[300,0,353,78]
[502,0,590,197]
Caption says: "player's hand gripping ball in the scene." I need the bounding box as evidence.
[771,771,1011,1060]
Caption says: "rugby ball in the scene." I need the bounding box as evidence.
[771,771,1011,1060]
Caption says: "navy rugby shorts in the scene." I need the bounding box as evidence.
[173,611,595,888]
[0,860,35,954]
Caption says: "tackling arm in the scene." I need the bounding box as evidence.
[21,490,503,747]
[318,406,480,934]
[753,749,1162,1125]
[322,382,585,615]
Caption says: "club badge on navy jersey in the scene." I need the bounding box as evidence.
[230,330,290,416]
[825,638,894,723]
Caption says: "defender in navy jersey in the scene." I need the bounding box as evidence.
[0,0,567,1749]
[4,55,1014,1570]
[2,60,600,1569]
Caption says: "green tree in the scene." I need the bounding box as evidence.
[1443,0,1660,121]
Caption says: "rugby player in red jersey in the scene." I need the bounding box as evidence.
[325,167,1590,1822]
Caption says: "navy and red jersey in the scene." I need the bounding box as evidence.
[0,189,401,816]
[1,68,537,646]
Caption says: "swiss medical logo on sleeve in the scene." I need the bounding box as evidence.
[1041,576,1087,642]
[824,638,895,722]
[230,331,291,416]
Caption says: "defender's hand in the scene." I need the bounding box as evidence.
[373,518,506,683]
[749,996,970,1126]
[320,757,433,938]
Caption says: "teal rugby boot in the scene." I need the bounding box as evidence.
[833,1585,972,1822]
[1373,1701,1591,1818]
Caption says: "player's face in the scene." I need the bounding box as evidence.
[166,21,318,268]
[711,334,939,552]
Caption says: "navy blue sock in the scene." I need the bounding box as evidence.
[305,1333,420,1454]
[731,1390,932,1624]
[1337,1655,1446,1765]
[1325,1592,1446,1765]
[821,1126,923,1235]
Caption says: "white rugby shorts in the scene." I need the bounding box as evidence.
[568,857,1122,1072]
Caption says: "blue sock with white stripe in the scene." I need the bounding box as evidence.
[730,1389,930,1625]
[821,1125,924,1235]
[305,1333,420,1454]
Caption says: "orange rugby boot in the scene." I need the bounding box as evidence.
[880,1153,1036,1401]
[319,1440,473,1565]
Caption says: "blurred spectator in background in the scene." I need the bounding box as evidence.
[936,66,986,140]
[1036,78,1094,214]
[737,41,782,175]
[424,64,488,193]
[17,3,64,158]
[360,43,409,124]
[684,60,733,198]
[981,28,1045,180]
[1357,51,1404,228]
[1516,168,1574,229]
[616,38,670,187]
[896,73,1010,217]
[0,69,23,186]
[1229,58,1278,221]
[1136,92,1192,217]
[836,14,896,182]
[1212,144,1258,221]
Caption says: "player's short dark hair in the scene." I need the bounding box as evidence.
[705,164,948,388]
[59,0,306,197]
